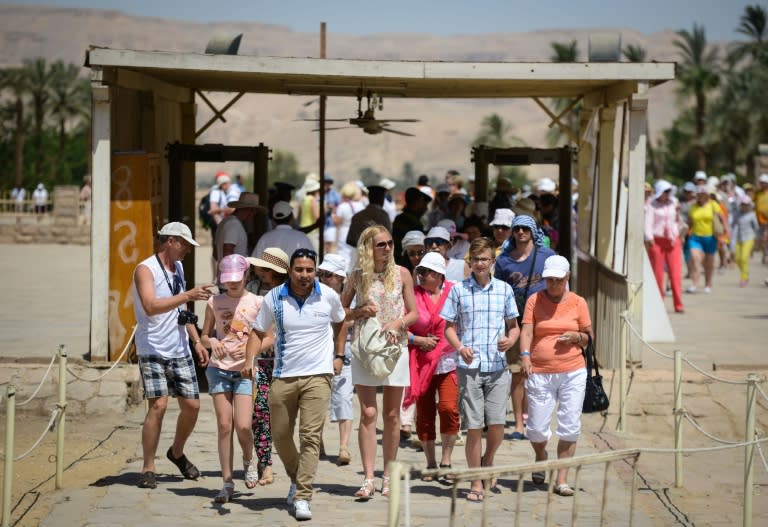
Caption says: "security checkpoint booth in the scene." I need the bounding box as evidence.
[85,47,674,386]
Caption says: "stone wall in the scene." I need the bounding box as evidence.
[0,185,91,244]
[0,359,141,417]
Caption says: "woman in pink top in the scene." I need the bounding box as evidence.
[644,180,684,313]
[201,254,272,503]
[519,255,592,497]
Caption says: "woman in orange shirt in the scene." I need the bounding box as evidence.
[519,255,592,497]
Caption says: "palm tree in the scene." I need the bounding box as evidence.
[673,24,719,170]
[23,58,54,181]
[0,68,29,190]
[547,40,580,146]
[622,44,647,62]
[472,113,524,148]
[49,60,90,179]
[729,4,768,64]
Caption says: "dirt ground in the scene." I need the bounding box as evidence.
[0,407,143,527]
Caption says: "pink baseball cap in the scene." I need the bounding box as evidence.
[219,254,250,283]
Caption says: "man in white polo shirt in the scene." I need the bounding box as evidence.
[245,248,345,521]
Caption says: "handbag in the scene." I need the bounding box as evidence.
[711,203,725,237]
[582,334,610,413]
[350,316,403,379]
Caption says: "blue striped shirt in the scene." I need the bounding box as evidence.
[439,275,517,373]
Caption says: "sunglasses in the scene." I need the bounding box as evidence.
[374,240,395,249]
[406,249,426,258]
[291,248,317,262]
[317,270,337,279]
[512,226,531,233]
[424,238,449,246]
[492,225,511,230]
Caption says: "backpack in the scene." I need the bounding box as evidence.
[198,193,214,230]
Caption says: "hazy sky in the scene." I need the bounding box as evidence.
[11,0,757,41]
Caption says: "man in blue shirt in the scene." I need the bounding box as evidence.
[441,237,519,503]
[494,215,555,440]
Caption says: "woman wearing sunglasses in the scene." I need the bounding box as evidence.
[340,225,419,499]
[407,252,460,481]
[396,230,427,274]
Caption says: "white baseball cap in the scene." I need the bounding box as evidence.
[158,222,199,247]
[542,255,570,279]
[380,178,396,190]
[489,208,515,228]
[425,226,451,242]
[272,201,293,220]
[317,253,348,278]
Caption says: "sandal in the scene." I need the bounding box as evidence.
[532,471,545,485]
[243,458,259,489]
[166,447,200,480]
[137,471,157,489]
[466,489,484,502]
[258,463,274,486]
[338,446,351,466]
[421,464,438,482]
[355,478,375,500]
[439,463,455,481]
[214,482,235,504]
[554,482,574,496]
[381,476,391,497]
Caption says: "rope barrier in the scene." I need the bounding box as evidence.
[639,435,768,454]
[16,355,57,407]
[756,435,768,475]
[682,412,741,445]
[621,313,674,359]
[65,326,135,383]
[622,314,750,385]
[757,383,768,404]
[0,406,61,461]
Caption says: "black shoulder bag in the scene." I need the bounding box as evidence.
[582,334,610,413]
[514,247,538,323]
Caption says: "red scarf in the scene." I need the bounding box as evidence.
[403,282,455,407]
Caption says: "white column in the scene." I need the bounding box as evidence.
[626,90,648,365]
[90,85,111,362]
[595,105,617,266]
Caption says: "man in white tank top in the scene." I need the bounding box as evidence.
[132,222,215,489]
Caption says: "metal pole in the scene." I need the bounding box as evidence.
[2,385,16,527]
[56,345,67,489]
[318,22,326,260]
[618,311,628,432]
[743,373,758,527]
[673,349,683,488]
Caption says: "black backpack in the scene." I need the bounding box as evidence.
[198,193,214,230]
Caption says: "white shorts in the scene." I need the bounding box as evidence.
[329,359,354,422]
[525,368,587,443]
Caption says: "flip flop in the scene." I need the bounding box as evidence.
[166,447,200,480]
[466,489,484,503]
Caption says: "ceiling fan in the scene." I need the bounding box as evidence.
[300,89,419,136]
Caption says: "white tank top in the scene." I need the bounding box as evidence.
[132,254,190,359]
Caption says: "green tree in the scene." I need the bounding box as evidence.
[0,68,29,190]
[729,4,768,64]
[269,150,305,189]
[49,61,90,182]
[622,44,647,62]
[23,58,54,181]
[673,23,719,170]
[472,113,524,148]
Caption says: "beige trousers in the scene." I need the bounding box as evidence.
[268,374,332,502]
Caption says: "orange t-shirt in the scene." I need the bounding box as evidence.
[522,291,591,374]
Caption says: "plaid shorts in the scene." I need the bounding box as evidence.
[138,355,200,400]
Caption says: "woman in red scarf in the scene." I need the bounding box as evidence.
[405,252,460,478]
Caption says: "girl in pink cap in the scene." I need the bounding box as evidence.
[200,254,273,503]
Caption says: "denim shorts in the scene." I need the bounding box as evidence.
[205,366,253,396]
[688,234,718,254]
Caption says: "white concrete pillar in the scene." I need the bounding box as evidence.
[595,105,617,266]
[90,85,111,362]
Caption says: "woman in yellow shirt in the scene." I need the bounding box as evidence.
[687,185,725,293]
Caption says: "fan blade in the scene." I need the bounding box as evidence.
[381,128,415,137]
[295,118,349,122]
[311,126,357,131]
[375,118,420,123]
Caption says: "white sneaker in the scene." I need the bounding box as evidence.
[703,287,712,294]
[293,499,312,520]
[286,482,297,505]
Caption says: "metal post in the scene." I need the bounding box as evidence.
[2,385,16,527]
[743,373,758,527]
[55,345,67,489]
[618,311,628,432]
[673,350,683,488]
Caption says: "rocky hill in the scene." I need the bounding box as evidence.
[1,3,703,183]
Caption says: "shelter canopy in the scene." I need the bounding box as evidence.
[87,48,674,99]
